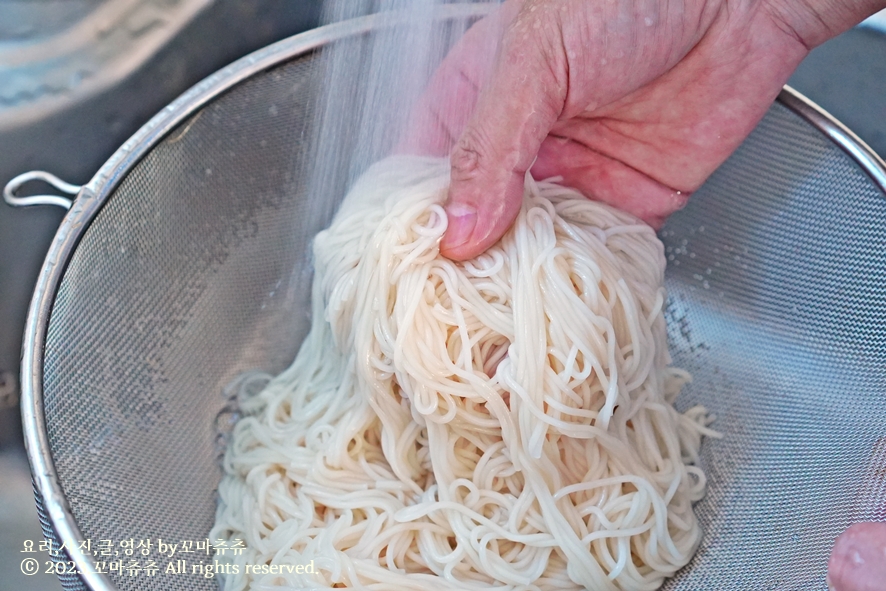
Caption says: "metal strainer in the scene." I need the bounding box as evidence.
[10,5,886,591]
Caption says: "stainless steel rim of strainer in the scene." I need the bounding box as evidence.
[18,5,886,591]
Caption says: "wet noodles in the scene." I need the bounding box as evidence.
[211,156,717,591]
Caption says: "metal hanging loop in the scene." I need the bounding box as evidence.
[3,171,81,210]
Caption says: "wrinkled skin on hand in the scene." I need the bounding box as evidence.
[400,0,863,260]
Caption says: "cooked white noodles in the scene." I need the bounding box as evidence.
[211,156,718,591]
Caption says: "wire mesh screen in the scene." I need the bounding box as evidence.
[42,52,322,591]
[34,28,886,591]
[659,101,886,590]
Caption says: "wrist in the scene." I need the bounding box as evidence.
[764,0,886,48]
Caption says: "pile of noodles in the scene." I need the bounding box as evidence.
[211,155,718,591]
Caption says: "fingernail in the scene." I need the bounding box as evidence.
[442,203,477,250]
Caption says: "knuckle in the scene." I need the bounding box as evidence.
[450,130,485,180]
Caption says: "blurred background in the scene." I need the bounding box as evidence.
[0,3,884,590]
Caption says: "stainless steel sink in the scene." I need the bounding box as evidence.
[0,0,322,444]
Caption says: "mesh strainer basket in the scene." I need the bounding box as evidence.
[11,5,886,591]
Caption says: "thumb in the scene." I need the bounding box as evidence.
[441,1,565,261]
[828,522,886,591]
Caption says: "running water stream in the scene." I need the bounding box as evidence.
[296,0,496,239]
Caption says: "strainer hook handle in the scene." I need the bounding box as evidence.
[3,171,81,210]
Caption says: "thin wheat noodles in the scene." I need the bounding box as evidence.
[211,155,718,591]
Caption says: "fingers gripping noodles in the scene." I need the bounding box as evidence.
[212,156,717,591]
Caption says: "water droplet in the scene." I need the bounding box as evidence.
[215,407,240,436]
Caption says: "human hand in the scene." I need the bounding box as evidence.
[402,1,886,588]
[400,0,884,260]
[828,523,886,591]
